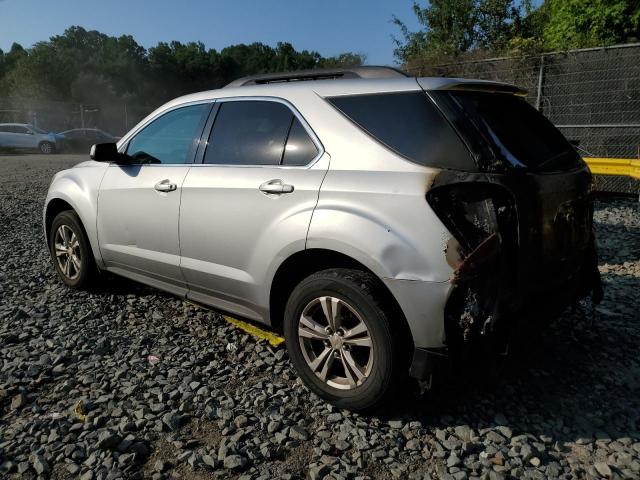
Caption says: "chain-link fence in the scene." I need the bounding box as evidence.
[406,43,640,159]
[0,98,153,138]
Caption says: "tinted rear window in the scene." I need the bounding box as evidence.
[204,101,292,166]
[431,91,582,172]
[327,92,475,170]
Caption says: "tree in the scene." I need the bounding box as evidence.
[394,0,476,60]
[320,52,365,68]
[394,0,531,64]
[0,27,363,107]
[477,0,526,51]
[543,0,640,50]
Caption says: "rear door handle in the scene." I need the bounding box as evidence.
[259,179,294,195]
[154,179,177,192]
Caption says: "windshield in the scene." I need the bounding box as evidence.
[431,91,583,172]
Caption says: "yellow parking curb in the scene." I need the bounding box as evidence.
[584,157,640,180]
[185,300,285,347]
[223,315,285,347]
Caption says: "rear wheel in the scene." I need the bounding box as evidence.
[39,141,55,154]
[284,268,408,411]
[49,210,97,288]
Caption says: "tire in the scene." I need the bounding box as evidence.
[284,268,409,411]
[49,210,97,288]
[39,141,55,154]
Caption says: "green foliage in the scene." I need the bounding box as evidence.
[543,0,640,50]
[393,0,476,58]
[0,26,364,105]
[394,0,530,62]
[394,0,640,66]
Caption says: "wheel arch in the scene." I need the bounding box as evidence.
[44,195,101,267]
[269,248,413,350]
[44,198,75,245]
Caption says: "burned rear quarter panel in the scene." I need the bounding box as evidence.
[300,90,458,349]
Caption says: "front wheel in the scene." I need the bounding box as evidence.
[49,210,97,288]
[39,141,55,154]
[284,268,408,411]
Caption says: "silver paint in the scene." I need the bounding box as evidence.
[43,76,510,351]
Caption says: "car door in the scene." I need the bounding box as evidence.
[66,130,87,152]
[2,126,27,148]
[97,102,211,295]
[0,125,13,147]
[179,98,328,321]
[12,125,36,148]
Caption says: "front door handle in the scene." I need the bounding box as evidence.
[154,179,177,192]
[259,179,295,195]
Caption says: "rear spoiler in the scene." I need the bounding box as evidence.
[418,78,527,96]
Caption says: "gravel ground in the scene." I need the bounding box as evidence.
[1,154,639,480]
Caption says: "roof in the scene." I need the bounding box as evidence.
[164,75,526,109]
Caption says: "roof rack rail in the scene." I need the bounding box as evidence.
[224,66,408,88]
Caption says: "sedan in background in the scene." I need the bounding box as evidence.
[58,128,119,153]
[0,123,59,153]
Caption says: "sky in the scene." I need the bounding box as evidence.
[0,0,423,65]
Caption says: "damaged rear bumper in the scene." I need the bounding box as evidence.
[406,166,603,380]
[406,246,602,381]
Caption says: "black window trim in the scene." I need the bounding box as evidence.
[193,96,324,168]
[118,101,214,167]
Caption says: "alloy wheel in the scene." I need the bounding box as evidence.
[298,296,374,390]
[54,224,81,280]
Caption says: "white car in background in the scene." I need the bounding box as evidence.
[0,123,58,153]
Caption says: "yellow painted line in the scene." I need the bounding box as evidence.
[584,157,640,180]
[185,300,285,347]
[223,315,285,347]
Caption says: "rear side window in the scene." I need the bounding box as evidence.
[282,118,319,166]
[432,91,582,172]
[205,101,292,166]
[127,104,208,164]
[327,92,474,170]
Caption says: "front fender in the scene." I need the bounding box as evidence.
[44,164,108,267]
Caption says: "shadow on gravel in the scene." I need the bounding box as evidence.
[381,302,640,445]
[90,273,164,297]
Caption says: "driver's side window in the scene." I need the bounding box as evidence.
[126,104,208,164]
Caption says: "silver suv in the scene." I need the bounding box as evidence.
[44,67,602,410]
[0,123,58,153]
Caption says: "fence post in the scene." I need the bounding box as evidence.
[535,54,545,111]
[80,104,85,129]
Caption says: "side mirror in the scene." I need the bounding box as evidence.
[90,143,120,162]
